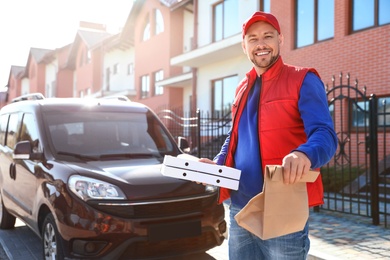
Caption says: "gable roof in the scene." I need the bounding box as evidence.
[77,30,113,49]
[66,29,113,69]
[120,0,192,45]
[10,66,25,78]
[7,65,25,84]
[22,47,53,77]
[6,65,25,92]
[29,48,53,64]
[120,0,145,44]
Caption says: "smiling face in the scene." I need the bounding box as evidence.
[242,21,283,75]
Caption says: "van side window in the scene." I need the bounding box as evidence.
[19,113,42,153]
[6,113,19,150]
[0,114,9,146]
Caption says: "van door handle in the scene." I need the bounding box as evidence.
[9,163,16,180]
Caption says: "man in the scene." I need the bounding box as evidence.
[200,11,337,259]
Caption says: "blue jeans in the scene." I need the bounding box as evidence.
[228,204,310,260]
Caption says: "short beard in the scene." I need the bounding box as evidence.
[251,51,279,72]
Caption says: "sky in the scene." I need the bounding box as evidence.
[0,0,133,88]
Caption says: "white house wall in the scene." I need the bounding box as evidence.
[103,48,135,92]
[196,55,251,113]
[195,0,260,113]
[182,85,192,113]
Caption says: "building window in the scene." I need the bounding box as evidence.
[127,63,134,75]
[47,81,56,98]
[296,0,334,48]
[352,97,390,127]
[213,0,239,42]
[155,9,164,35]
[106,67,111,90]
[154,70,164,96]
[142,14,151,41]
[352,0,390,32]
[261,0,271,12]
[141,75,150,99]
[87,50,91,63]
[113,63,119,75]
[212,75,238,116]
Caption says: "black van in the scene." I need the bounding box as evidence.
[0,94,226,259]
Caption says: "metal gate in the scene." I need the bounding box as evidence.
[158,72,390,228]
[319,73,389,228]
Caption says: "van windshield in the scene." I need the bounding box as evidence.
[44,110,175,158]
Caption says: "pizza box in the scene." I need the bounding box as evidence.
[161,154,241,190]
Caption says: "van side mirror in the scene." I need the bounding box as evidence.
[13,141,32,159]
[13,141,43,160]
[178,136,190,153]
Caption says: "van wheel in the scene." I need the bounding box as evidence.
[42,213,65,260]
[0,193,16,229]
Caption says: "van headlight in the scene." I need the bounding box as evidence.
[69,176,126,201]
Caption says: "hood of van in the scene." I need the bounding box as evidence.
[64,157,210,200]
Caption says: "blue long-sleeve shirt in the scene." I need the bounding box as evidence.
[214,72,337,208]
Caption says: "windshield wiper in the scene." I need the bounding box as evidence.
[99,153,162,159]
[57,151,99,161]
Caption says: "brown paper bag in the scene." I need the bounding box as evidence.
[234,165,320,240]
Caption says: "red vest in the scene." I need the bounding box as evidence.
[219,57,324,207]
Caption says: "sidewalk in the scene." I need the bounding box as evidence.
[307,209,390,260]
[0,209,389,260]
[208,205,390,260]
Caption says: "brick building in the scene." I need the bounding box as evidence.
[4,0,389,117]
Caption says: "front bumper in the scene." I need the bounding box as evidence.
[55,193,226,259]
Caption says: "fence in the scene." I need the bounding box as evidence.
[319,73,389,228]
[157,108,232,159]
[157,73,390,228]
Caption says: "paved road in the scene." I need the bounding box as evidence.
[0,218,228,260]
[1,205,390,260]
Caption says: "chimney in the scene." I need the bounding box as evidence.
[79,21,107,31]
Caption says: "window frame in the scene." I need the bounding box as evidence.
[127,63,134,75]
[154,70,164,96]
[211,74,238,116]
[295,0,334,48]
[155,9,164,35]
[351,96,390,129]
[212,0,239,42]
[142,14,151,41]
[141,75,150,99]
[351,0,390,33]
[113,63,119,75]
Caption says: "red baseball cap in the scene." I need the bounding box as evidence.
[242,11,281,38]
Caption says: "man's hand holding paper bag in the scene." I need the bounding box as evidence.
[234,165,320,240]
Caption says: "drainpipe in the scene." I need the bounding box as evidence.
[192,0,199,154]
[192,0,198,114]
